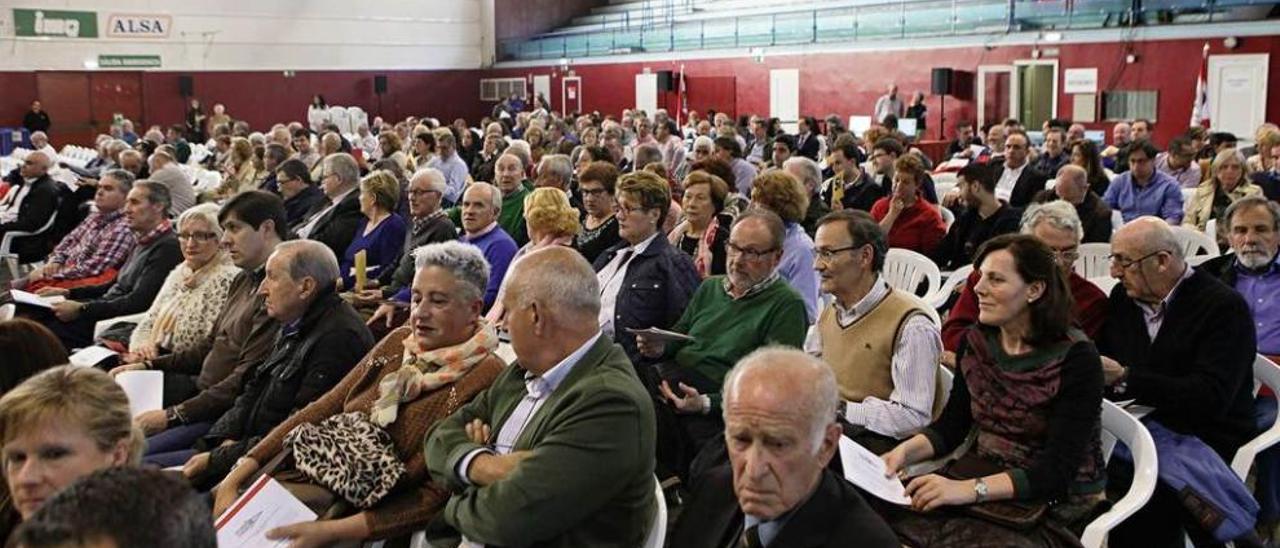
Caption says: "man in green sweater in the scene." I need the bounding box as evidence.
[637,209,808,480]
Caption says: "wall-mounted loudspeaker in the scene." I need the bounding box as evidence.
[179,75,194,97]
[374,75,388,94]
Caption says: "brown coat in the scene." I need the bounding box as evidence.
[247,327,504,539]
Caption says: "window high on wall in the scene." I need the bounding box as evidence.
[1103,90,1159,122]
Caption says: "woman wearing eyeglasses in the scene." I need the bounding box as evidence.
[115,204,239,364]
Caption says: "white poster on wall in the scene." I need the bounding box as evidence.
[635,73,658,114]
[1063,68,1098,94]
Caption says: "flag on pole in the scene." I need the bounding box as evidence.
[1190,42,1211,127]
[678,64,688,126]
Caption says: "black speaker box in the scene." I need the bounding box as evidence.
[179,75,194,97]
[931,67,953,96]
[374,75,388,94]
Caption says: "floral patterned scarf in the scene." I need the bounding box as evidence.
[370,320,499,427]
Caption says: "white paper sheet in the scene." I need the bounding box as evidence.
[114,370,163,418]
[69,345,118,368]
[8,289,61,309]
[215,475,318,548]
[839,435,911,506]
[625,327,694,343]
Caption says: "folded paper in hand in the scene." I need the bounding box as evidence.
[625,327,694,343]
[838,435,911,506]
[9,289,64,309]
[114,370,163,418]
[215,475,317,548]
[69,345,118,368]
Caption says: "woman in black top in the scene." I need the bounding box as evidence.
[575,161,622,264]
[1070,139,1112,197]
[906,90,928,137]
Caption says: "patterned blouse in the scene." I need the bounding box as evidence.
[129,255,241,354]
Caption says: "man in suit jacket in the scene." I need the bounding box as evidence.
[670,347,899,548]
[1097,217,1256,546]
[999,131,1050,208]
[425,246,657,548]
[0,151,61,262]
[295,152,362,258]
[795,117,820,161]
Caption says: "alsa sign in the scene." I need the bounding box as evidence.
[106,14,172,38]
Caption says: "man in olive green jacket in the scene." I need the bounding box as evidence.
[425,247,657,547]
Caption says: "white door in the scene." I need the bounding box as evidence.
[770,69,800,134]
[635,73,658,114]
[532,75,551,107]
[1208,54,1269,140]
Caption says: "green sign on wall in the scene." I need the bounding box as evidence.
[98,55,161,68]
[13,8,98,38]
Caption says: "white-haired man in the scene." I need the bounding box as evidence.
[670,347,899,547]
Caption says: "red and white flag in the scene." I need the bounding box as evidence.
[678,64,688,126]
[1190,43,1210,127]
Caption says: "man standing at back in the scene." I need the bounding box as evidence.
[875,84,905,123]
[425,247,656,547]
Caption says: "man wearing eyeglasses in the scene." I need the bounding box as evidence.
[1154,136,1203,189]
[635,209,808,482]
[0,151,60,265]
[805,210,942,453]
[1097,216,1257,546]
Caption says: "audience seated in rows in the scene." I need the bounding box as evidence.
[0,152,60,264]
[1100,217,1258,546]
[670,348,900,547]
[782,156,829,237]
[882,233,1107,544]
[425,247,657,547]
[277,157,325,227]
[1156,135,1204,189]
[483,187,581,324]
[1072,139,1114,197]
[807,210,942,450]
[295,153,363,259]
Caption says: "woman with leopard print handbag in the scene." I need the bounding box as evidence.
[212,242,506,547]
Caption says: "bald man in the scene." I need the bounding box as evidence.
[670,347,898,547]
[1034,164,1113,243]
[1,151,61,262]
[1097,217,1257,546]
[425,247,656,547]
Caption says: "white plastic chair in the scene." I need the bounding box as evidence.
[495,342,517,365]
[882,248,941,299]
[1088,276,1120,295]
[1074,243,1112,279]
[329,106,352,134]
[1081,400,1159,548]
[940,207,956,231]
[1111,209,1125,232]
[0,212,58,279]
[643,476,667,548]
[925,264,973,310]
[1171,225,1219,259]
[1205,218,1218,240]
[1230,355,1280,480]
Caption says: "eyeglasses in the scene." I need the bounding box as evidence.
[176,231,218,242]
[727,242,778,260]
[815,244,863,263]
[1108,250,1164,270]
[1050,246,1080,263]
[615,203,652,217]
[407,189,439,197]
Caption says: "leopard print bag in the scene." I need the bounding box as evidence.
[283,411,406,509]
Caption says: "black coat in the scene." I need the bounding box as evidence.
[795,132,821,161]
[199,291,374,485]
[1034,189,1114,244]
[0,174,61,261]
[283,184,325,229]
[1006,165,1050,208]
[593,235,701,365]
[1096,268,1256,458]
[669,465,899,548]
[300,189,363,260]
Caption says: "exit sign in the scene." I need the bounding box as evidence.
[98,55,161,68]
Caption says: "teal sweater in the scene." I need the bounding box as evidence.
[668,276,808,409]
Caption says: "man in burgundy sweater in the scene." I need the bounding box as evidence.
[940,200,1107,365]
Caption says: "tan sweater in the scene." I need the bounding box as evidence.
[247,327,504,539]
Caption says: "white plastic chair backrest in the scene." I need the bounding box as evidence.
[1044,178,1056,190]
[1205,218,1217,241]
[642,476,667,548]
[1111,209,1124,231]
[1171,225,1219,258]
[1230,356,1280,480]
[932,172,957,186]
[1074,243,1112,279]
[940,207,956,231]
[1081,400,1158,548]
[883,248,941,299]
[926,263,974,310]
[1186,254,1216,267]
[1088,276,1119,296]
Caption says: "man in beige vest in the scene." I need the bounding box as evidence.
[804,209,942,453]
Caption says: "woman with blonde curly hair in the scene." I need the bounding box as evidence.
[749,169,820,321]
[209,136,258,200]
[483,188,581,324]
[1,366,143,538]
[339,170,408,290]
[1184,148,1261,239]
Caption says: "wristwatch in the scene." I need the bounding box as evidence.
[164,407,185,426]
[973,477,989,503]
